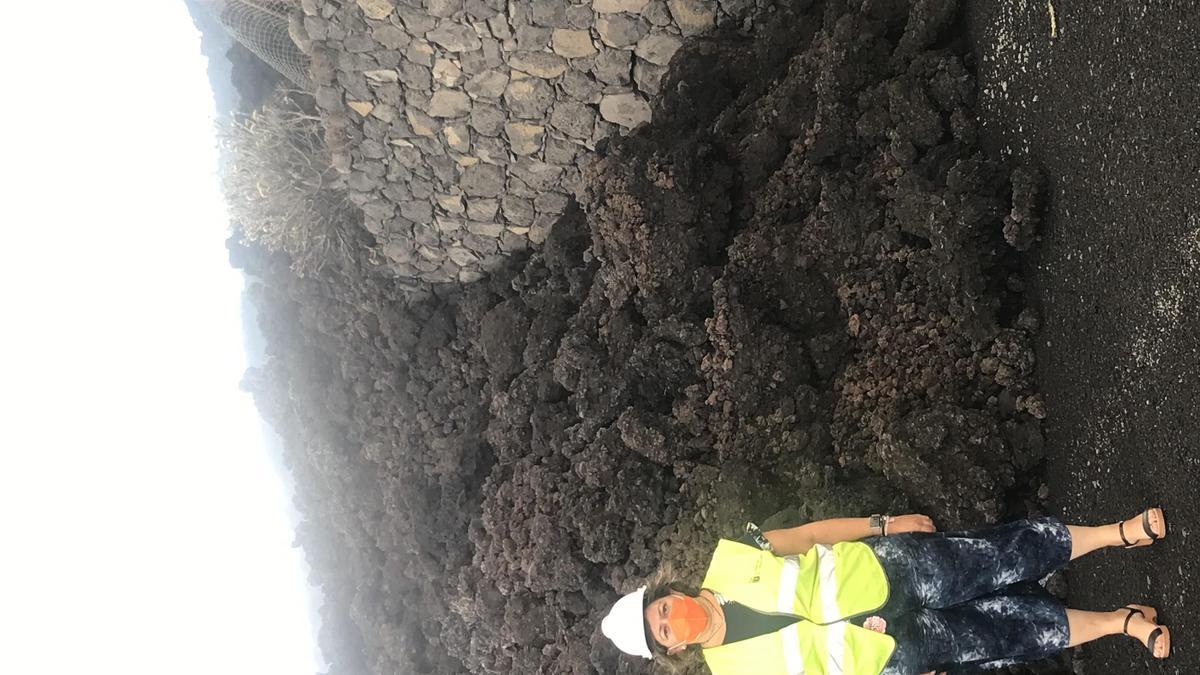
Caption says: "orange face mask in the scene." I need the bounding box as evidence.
[666,594,709,645]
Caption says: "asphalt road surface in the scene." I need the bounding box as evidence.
[964,2,1200,672]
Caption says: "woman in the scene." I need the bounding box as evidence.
[601,509,1169,674]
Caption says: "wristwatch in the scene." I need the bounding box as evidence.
[869,514,888,536]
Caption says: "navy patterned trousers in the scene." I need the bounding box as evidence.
[868,517,1073,674]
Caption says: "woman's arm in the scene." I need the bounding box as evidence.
[761,514,936,556]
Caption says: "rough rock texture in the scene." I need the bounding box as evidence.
[239,1,1064,674]
[297,0,752,282]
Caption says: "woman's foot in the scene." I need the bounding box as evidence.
[1122,605,1170,659]
[1116,508,1167,548]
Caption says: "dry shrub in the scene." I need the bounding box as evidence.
[220,88,360,275]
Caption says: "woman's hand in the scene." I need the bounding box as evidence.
[885,514,936,535]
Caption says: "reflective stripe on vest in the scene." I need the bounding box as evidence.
[780,624,806,675]
[815,545,845,673]
[778,545,851,672]
[777,556,804,674]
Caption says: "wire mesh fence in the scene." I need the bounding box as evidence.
[201,0,312,90]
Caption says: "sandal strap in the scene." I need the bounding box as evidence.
[1123,607,1144,636]
[1118,520,1135,547]
[1141,510,1161,541]
[1148,627,1163,655]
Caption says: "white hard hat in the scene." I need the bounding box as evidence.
[601,586,653,659]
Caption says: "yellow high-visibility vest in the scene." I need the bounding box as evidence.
[700,539,896,675]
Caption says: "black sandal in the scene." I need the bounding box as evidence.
[1122,605,1170,659]
[1118,508,1167,548]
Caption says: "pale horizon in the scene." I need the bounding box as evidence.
[0,2,327,673]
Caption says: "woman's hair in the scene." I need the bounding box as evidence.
[641,563,704,673]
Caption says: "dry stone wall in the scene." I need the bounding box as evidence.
[296,0,754,283]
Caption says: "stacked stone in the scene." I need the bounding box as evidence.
[297,0,726,283]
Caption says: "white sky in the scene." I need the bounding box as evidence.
[0,2,326,673]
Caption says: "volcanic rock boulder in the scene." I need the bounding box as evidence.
[238,1,1058,673]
